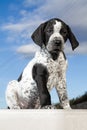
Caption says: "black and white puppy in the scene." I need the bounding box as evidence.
[6,18,79,109]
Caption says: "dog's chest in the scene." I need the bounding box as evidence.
[46,52,67,90]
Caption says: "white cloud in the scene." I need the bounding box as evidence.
[34,0,87,28]
[16,43,39,55]
[75,42,87,54]
[65,41,87,55]
[1,0,87,34]
[2,22,35,32]
[1,15,43,44]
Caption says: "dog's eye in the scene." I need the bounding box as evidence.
[63,30,67,34]
[61,29,67,35]
[47,28,53,33]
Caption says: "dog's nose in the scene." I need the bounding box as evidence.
[54,39,61,46]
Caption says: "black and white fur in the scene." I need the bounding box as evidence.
[6,18,79,109]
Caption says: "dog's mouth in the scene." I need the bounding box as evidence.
[53,42,62,51]
[50,47,62,53]
[53,48,61,52]
[46,42,63,60]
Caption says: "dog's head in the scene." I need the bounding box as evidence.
[31,18,79,54]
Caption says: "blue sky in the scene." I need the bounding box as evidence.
[0,0,87,108]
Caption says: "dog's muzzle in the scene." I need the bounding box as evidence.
[53,39,61,46]
[46,36,63,54]
[52,38,62,52]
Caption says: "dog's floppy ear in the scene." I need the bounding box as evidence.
[31,22,47,47]
[67,25,79,50]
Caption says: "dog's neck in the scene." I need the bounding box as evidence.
[50,51,59,60]
[40,45,64,61]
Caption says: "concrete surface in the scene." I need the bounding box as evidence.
[0,110,87,130]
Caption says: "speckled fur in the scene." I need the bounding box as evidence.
[6,48,70,109]
[5,19,77,109]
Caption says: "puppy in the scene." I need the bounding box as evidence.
[6,18,79,109]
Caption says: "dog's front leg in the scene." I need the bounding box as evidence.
[32,64,51,107]
[56,71,71,109]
